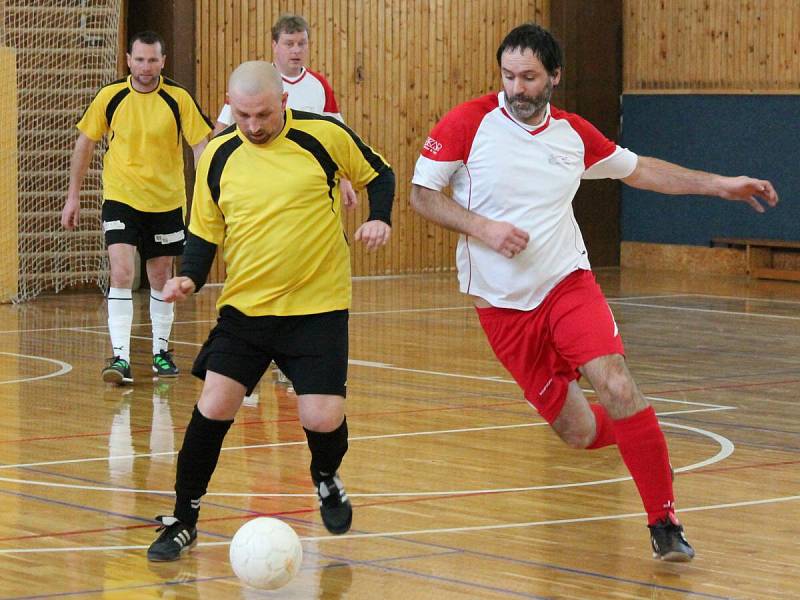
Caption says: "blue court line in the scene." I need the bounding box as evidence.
[0,575,233,600]
[335,538,736,600]
[666,415,800,437]
[0,479,738,600]
[0,442,748,599]
[15,463,331,534]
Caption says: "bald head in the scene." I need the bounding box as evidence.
[227,61,288,145]
[228,61,283,97]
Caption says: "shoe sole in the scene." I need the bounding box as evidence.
[321,508,353,535]
[653,550,694,562]
[147,539,197,562]
[152,368,179,378]
[102,370,133,385]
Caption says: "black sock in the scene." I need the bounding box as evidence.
[304,416,349,483]
[173,405,233,526]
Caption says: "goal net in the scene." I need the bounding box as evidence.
[1,0,122,302]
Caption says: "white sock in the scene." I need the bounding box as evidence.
[150,287,174,355]
[108,403,134,480]
[107,287,133,362]
[150,389,175,461]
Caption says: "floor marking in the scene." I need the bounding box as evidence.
[3,493,797,555]
[608,300,800,321]
[0,421,733,498]
[0,352,72,385]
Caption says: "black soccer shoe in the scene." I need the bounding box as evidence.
[152,350,179,377]
[314,472,352,535]
[147,515,197,562]
[649,516,695,562]
[102,356,133,385]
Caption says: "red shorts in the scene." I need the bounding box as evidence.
[476,269,624,424]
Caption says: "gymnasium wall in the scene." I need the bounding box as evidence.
[621,1,800,257]
[194,0,548,280]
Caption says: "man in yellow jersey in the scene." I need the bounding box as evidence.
[214,13,358,387]
[146,61,394,561]
[61,30,213,385]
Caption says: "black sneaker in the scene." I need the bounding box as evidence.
[102,356,133,385]
[649,516,695,562]
[314,472,352,534]
[153,350,179,377]
[147,516,197,562]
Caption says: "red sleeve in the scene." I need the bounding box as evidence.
[307,69,339,113]
[420,93,498,162]
[552,108,617,169]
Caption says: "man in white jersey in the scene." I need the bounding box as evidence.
[410,23,778,562]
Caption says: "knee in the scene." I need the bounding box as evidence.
[109,264,134,288]
[594,369,636,404]
[302,412,344,433]
[555,424,595,449]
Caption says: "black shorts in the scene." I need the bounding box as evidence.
[192,306,349,397]
[101,199,186,260]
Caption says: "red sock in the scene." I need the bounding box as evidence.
[586,403,616,449]
[612,406,675,525]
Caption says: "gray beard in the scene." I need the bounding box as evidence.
[505,84,552,123]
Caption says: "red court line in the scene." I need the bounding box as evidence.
[5,457,797,544]
[0,400,521,446]
[0,489,503,544]
[645,377,800,396]
[678,459,800,475]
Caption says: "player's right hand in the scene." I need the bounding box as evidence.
[481,220,530,259]
[61,199,80,230]
[162,276,196,302]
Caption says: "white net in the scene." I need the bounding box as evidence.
[3,0,122,302]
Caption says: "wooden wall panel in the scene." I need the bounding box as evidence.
[624,0,800,93]
[196,1,547,280]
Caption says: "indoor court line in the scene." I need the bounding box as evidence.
[2,289,798,339]
[2,493,797,555]
[0,409,730,473]
[0,352,72,385]
[668,292,800,306]
[0,420,734,497]
[608,299,800,321]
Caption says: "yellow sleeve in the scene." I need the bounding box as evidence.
[76,88,111,142]
[179,90,213,146]
[188,147,225,244]
[334,126,392,191]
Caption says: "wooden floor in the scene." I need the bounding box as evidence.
[0,269,798,599]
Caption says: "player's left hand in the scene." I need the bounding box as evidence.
[719,177,778,213]
[340,179,358,210]
[355,220,391,251]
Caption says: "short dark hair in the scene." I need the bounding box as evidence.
[128,30,165,55]
[271,14,309,42]
[496,23,562,75]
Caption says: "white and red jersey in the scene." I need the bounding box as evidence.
[217,66,342,124]
[412,92,638,310]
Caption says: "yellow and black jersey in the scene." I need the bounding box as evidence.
[77,75,213,213]
[190,108,392,316]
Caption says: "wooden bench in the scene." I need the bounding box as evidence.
[711,237,800,281]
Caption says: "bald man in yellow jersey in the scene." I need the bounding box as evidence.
[61,31,212,385]
[147,61,395,561]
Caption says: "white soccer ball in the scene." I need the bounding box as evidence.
[229,517,303,590]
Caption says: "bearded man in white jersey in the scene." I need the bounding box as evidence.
[410,23,778,562]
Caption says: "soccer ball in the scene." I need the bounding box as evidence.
[229,517,303,590]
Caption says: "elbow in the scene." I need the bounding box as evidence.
[409,185,425,214]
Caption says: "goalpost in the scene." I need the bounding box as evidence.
[1,0,122,303]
